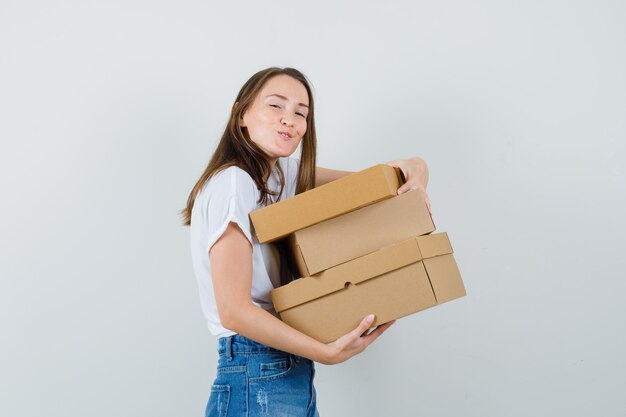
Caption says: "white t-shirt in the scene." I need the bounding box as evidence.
[190,157,300,338]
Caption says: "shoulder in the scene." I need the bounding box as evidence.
[208,166,258,193]
[195,166,259,210]
[192,166,259,248]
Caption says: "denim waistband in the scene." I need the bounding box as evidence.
[217,334,285,356]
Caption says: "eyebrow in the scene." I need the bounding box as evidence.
[265,94,309,109]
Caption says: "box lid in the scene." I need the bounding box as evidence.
[272,233,453,313]
[249,164,403,243]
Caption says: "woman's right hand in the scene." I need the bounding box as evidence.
[321,314,396,365]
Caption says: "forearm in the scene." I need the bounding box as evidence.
[315,156,429,190]
[225,302,331,364]
[315,166,352,187]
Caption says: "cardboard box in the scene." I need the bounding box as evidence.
[271,233,466,343]
[249,164,404,243]
[288,190,435,277]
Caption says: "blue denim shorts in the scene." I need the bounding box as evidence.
[205,334,319,417]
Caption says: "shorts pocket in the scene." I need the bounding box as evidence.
[206,384,230,417]
[251,354,294,382]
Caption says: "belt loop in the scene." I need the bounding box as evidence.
[226,336,233,362]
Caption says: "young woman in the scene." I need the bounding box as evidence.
[182,67,429,417]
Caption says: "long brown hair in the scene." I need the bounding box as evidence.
[181,67,317,226]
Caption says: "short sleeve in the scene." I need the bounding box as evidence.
[205,167,258,253]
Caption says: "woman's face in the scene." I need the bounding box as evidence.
[241,74,309,166]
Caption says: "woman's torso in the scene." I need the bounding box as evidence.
[189,157,299,338]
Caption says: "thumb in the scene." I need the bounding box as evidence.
[353,314,375,336]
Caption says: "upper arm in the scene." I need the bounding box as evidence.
[209,221,253,326]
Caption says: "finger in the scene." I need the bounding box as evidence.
[363,320,396,346]
[373,320,396,335]
[397,179,418,195]
[398,182,422,195]
[367,320,395,338]
[352,314,375,338]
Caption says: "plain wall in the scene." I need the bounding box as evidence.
[1,1,625,416]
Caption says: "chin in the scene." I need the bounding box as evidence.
[273,146,299,158]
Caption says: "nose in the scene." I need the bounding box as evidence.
[281,112,294,127]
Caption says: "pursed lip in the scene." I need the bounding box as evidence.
[277,130,293,138]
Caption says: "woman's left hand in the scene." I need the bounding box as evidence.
[386,156,431,213]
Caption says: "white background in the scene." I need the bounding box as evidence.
[1,1,625,416]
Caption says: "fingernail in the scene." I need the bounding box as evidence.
[366,314,375,323]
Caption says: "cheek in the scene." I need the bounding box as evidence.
[243,108,271,127]
[297,120,308,137]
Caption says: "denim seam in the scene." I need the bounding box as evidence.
[209,384,230,417]
[245,354,249,417]
[260,360,289,371]
[307,362,316,415]
[218,351,286,356]
[248,355,295,383]
[216,365,246,374]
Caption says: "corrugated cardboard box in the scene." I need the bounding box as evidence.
[288,190,435,277]
[249,164,404,243]
[271,233,466,343]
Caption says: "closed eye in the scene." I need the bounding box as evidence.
[270,103,306,118]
